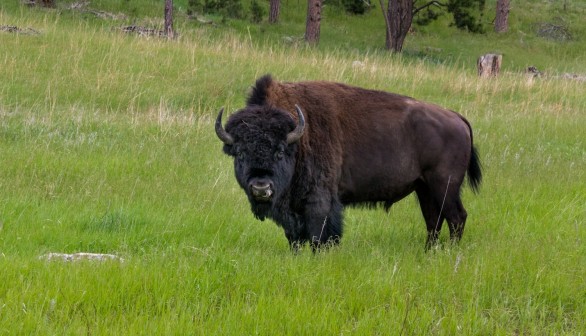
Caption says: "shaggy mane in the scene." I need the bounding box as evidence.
[246,74,273,106]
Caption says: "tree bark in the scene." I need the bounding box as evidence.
[164,0,175,39]
[494,0,510,33]
[305,0,322,45]
[380,0,413,52]
[379,0,392,49]
[269,0,280,24]
[477,54,502,77]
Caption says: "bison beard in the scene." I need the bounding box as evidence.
[216,75,482,251]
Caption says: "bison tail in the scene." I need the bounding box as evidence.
[468,145,482,193]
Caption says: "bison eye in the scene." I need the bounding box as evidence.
[275,150,285,161]
[237,151,245,161]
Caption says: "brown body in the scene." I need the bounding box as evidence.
[217,75,482,249]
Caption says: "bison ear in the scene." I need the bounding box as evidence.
[286,105,305,144]
[215,107,234,145]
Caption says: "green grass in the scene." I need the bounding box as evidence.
[1,2,585,334]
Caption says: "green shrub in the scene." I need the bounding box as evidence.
[188,0,245,19]
[447,0,486,33]
[249,0,265,23]
[327,0,372,15]
[342,0,370,15]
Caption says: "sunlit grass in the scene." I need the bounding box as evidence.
[1,4,585,335]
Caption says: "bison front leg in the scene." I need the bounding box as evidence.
[306,197,344,251]
[281,214,310,252]
[284,229,308,253]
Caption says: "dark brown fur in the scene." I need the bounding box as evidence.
[219,75,482,250]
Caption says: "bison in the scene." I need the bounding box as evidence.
[215,75,482,250]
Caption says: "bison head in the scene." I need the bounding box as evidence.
[215,105,305,220]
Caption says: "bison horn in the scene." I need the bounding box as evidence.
[215,108,234,145]
[286,105,305,144]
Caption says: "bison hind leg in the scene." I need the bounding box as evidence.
[445,198,467,243]
[434,178,468,243]
[415,183,444,249]
[416,175,469,250]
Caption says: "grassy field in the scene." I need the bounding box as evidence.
[1,2,585,334]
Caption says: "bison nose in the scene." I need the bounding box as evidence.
[249,180,273,201]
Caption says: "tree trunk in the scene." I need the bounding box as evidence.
[380,0,413,52]
[477,54,502,77]
[269,0,280,24]
[494,0,510,33]
[164,0,175,39]
[305,0,322,45]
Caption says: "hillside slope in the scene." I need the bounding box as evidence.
[2,0,585,73]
